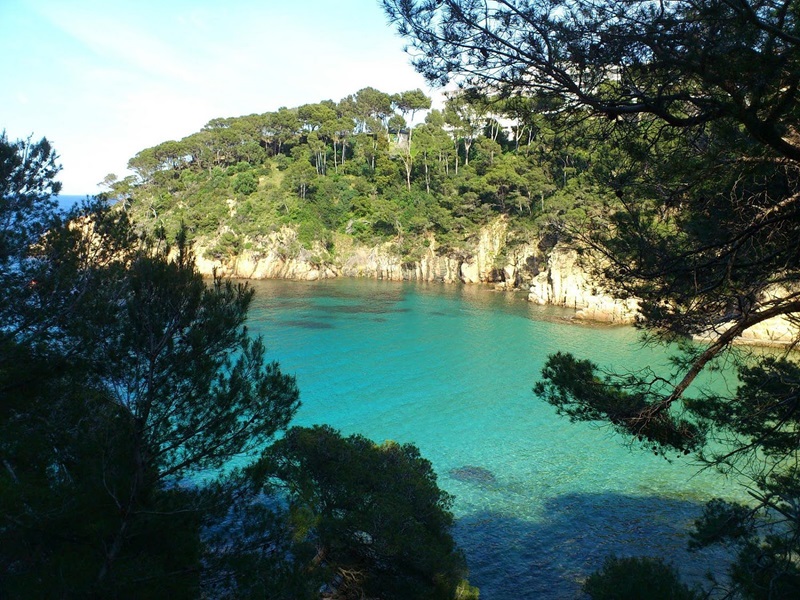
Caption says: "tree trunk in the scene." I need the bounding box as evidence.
[332,141,339,173]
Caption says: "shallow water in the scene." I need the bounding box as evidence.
[246,278,741,598]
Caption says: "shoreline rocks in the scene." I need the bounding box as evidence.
[526,247,639,324]
[192,223,797,347]
[194,217,539,287]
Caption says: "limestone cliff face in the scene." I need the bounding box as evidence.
[194,228,798,344]
[527,247,639,324]
[528,247,800,343]
[735,317,798,345]
[459,218,507,284]
[195,228,338,281]
[698,318,798,346]
[193,217,539,287]
[693,285,800,346]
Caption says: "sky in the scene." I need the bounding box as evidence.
[1,0,435,195]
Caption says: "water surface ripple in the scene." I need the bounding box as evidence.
[247,278,740,599]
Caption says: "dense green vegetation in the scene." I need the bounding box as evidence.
[386,0,800,597]
[8,0,800,595]
[0,133,473,598]
[109,86,618,269]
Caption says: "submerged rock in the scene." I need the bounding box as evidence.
[449,465,497,485]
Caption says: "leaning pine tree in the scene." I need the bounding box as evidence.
[385,1,800,596]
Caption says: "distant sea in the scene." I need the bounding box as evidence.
[55,194,88,211]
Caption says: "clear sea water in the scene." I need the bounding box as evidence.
[55,194,86,211]
[246,277,742,599]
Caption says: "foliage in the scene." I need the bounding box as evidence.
[1,132,472,598]
[114,86,616,267]
[0,131,61,264]
[233,170,258,196]
[251,425,472,600]
[0,195,301,595]
[582,556,703,600]
[385,0,800,597]
[535,352,704,454]
[0,132,63,343]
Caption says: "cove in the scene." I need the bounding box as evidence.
[246,277,742,599]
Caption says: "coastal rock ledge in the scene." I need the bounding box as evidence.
[193,217,537,287]
[191,223,797,345]
[527,248,639,324]
[527,247,800,346]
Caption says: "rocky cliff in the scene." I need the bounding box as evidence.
[193,222,634,323]
[692,285,800,347]
[526,247,639,324]
[526,247,800,344]
[193,224,797,345]
[194,217,539,287]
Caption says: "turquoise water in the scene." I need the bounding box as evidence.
[247,278,741,598]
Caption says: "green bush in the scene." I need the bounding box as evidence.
[583,556,703,600]
[233,171,258,196]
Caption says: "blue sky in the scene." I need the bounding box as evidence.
[1,0,433,194]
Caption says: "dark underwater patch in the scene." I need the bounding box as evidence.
[450,465,497,485]
[281,319,335,329]
[315,304,410,315]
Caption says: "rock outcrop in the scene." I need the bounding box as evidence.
[195,228,338,281]
[192,224,798,345]
[194,217,539,287]
[701,318,799,346]
[528,247,800,344]
[527,247,639,324]
[459,218,507,284]
[693,285,800,347]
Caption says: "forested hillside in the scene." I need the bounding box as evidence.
[109,86,619,277]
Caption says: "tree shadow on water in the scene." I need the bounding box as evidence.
[455,492,732,600]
